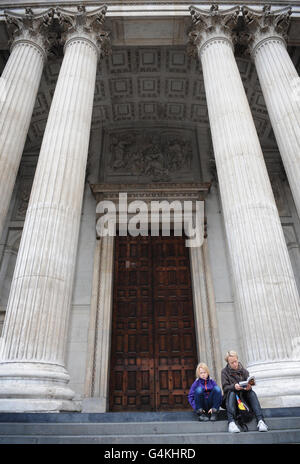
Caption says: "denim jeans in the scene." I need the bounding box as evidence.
[194,385,222,412]
[226,389,264,423]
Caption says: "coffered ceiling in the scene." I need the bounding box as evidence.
[0,3,299,159]
[18,43,299,155]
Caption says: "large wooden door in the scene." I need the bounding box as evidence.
[109,235,197,411]
[109,235,155,411]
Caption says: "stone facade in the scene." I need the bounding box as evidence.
[0,2,299,412]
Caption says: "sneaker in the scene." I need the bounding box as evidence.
[257,420,268,432]
[228,421,240,433]
[199,411,209,422]
[195,408,203,416]
[210,408,218,421]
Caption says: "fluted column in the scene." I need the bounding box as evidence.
[243,5,300,221]
[189,5,300,406]
[0,8,53,240]
[0,5,109,412]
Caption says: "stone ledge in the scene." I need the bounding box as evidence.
[0,406,300,423]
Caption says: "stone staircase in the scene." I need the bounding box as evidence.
[0,408,300,444]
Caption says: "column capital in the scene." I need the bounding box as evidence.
[4,7,54,61]
[56,5,110,60]
[188,4,239,57]
[242,5,292,56]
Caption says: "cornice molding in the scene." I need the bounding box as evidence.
[90,182,211,203]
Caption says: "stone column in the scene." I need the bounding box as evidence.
[0,5,109,412]
[0,8,53,240]
[243,5,300,221]
[189,5,300,407]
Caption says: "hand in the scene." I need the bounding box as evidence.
[245,384,252,391]
[234,383,243,391]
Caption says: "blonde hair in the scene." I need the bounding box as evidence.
[196,362,210,378]
[224,350,238,363]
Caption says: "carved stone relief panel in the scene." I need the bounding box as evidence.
[99,127,202,183]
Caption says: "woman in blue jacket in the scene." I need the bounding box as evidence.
[188,362,222,421]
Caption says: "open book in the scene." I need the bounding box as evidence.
[239,375,256,388]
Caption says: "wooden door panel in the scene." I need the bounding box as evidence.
[110,235,155,411]
[109,235,197,411]
[153,236,197,411]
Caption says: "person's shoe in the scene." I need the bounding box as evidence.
[199,411,209,422]
[228,421,240,433]
[210,408,218,421]
[195,408,203,416]
[257,420,268,432]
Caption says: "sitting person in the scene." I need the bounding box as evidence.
[221,350,268,433]
[188,362,222,421]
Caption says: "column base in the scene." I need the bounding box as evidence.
[257,395,300,408]
[0,398,81,413]
[0,362,80,412]
[248,360,300,408]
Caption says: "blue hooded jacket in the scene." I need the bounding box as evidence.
[188,376,218,410]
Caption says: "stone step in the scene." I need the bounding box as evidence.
[0,408,300,444]
[0,416,299,435]
[0,407,300,423]
[0,428,300,444]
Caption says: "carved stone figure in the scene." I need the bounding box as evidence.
[107,131,193,181]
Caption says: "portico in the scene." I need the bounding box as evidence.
[0,2,299,412]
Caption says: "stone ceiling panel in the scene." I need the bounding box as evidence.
[23,44,282,153]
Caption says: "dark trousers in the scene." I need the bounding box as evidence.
[226,390,264,423]
[194,385,222,412]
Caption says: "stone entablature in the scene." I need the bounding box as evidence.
[0,2,300,48]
